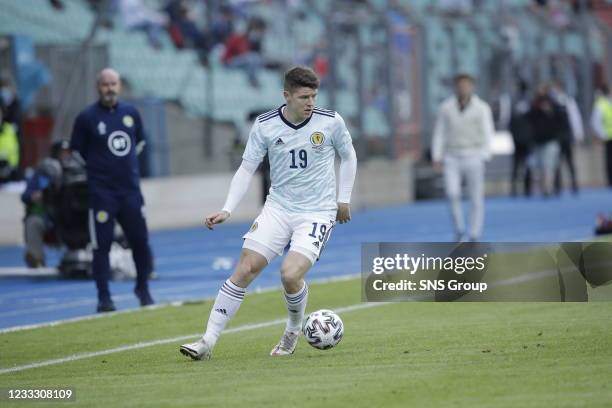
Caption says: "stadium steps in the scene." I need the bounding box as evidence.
[0,0,94,43]
[0,0,603,131]
[0,0,283,127]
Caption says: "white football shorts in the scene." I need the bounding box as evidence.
[242,204,336,264]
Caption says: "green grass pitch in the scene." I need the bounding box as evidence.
[1,278,611,407]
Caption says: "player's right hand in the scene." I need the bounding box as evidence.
[336,202,351,224]
[205,210,230,230]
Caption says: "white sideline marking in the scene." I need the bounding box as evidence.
[0,266,576,375]
[0,267,58,277]
[0,274,360,333]
[0,302,385,375]
[0,261,353,315]
[0,304,169,334]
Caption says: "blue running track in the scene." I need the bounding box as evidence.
[0,189,610,330]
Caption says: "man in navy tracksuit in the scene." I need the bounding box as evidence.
[70,68,154,312]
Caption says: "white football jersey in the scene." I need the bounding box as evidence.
[242,105,354,213]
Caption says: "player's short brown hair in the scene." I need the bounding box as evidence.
[454,73,475,84]
[284,66,320,92]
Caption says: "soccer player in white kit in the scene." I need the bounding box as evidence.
[180,66,357,360]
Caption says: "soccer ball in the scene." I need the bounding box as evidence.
[302,309,344,350]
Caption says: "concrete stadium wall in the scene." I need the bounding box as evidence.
[140,172,262,231]
[0,158,414,246]
[164,104,240,176]
[0,186,26,246]
[575,144,607,187]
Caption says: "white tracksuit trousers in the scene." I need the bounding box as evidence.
[443,153,485,240]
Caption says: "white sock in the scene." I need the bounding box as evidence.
[284,283,308,333]
[202,279,245,348]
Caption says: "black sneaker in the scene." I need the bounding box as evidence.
[24,252,45,268]
[134,287,155,307]
[97,298,116,313]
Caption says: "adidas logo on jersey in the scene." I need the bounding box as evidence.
[215,308,227,315]
[275,138,285,146]
[312,241,320,249]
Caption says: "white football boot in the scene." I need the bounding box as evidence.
[180,339,212,361]
[270,330,300,356]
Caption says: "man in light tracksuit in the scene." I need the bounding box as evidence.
[432,74,494,242]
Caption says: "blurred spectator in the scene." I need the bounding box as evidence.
[526,89,567,196]
[531,0,571,28]
[432,74,494,242]
[0,105,19,184]
[531,0,548,19]
[591,84,612,186]
[21,140,71,268]
[222,17,266,87]
[296,42,329,88]
[0,77,21,127]
[0,78,21,180]
[312,51,329,87]
[118,0,169,49]
[210,4,235,47]
[88,0,117,29]
[550,81,584,194]
[165,0,208,50]
[48,0,64,10]
[509,81,534,197]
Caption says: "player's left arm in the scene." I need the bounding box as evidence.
[333,114,357,224]
[133,109,146,155]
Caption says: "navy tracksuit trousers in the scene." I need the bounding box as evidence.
[89,187,151,300]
